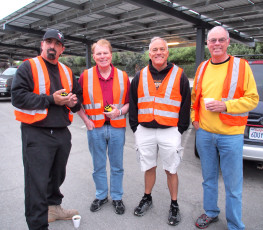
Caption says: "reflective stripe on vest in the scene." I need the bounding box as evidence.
[83,67,127,127]
[138,65,182,126]
[193,56,248,126]
[57,62,74,121]
[111,69,125,121]
[15,107,47,116]
[83,68,102,123]
[221,58,248,118]
[82,67,101,111]
[33,56,47,94]
[87,114,105,121]
[138,65,181,119]
[82,67,106,122]
[195,60,209,91]
[59,62,73,92]
[14,56,73,124]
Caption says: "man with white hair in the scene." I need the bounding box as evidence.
[129,37,191,226]
[192,26,258,229]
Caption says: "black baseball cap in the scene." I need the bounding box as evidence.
[43,29,64,45]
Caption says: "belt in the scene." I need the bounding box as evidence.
[104,121,111,125]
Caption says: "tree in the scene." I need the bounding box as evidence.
[57,42,263,77]
[168,47,196,64]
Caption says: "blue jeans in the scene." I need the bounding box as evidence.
[87,124,125,200]
[196,128,245,230]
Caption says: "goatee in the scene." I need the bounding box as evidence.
[47,53,56,60]
[47,48,56,60]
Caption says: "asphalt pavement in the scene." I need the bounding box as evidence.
[1,98,263,230]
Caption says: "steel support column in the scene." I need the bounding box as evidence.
[86,44,91,68]
[195,27,206,70]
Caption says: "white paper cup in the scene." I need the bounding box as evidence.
[204,98,214,110]
[72,215,81,229]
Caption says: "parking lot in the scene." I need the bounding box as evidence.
[0,98,263,230]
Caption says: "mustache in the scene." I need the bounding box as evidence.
[47,48,57,55]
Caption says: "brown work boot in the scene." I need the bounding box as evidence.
[48,205,79,223]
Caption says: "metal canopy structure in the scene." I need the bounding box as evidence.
[0,0,262,64]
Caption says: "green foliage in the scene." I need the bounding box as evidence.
[57,42,263,77]
[255,42,263,54]
[168,47,196,64]
[59,56,94,76]
[107,51,148,76]
[204,42,263,60]
[112,53,121,65]
[59,56,74,67]
[227,43,255,56]
[119,52,147,76]
[17,61,23,67]
[74,56,86,66]
[179,63,196,79]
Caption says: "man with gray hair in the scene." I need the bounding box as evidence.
[192,26,258,229]
[129,37,191,226]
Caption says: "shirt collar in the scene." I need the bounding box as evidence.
[148,59,173,74]
[96,63,114,81]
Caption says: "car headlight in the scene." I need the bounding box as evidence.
[0,78,7,85]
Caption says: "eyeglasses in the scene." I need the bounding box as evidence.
[207,38,228,44]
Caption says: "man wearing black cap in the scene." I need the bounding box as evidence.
[11,29,82,230]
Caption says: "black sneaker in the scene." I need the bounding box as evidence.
[195,214,218,229]
[134,196,152,217]
[112,200,125,215]
[90,197,108,212]
[168,203,181,226]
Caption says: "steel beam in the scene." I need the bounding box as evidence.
[195,27,205,70]
[86,44,91,69]
[126,0,254,46]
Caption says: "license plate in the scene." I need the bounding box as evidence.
[0,88,7,93]
[249,127,263,140]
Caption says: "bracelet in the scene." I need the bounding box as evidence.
[119,109,122,116]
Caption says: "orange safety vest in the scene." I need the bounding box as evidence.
[137,65,182,126]
[14,56,73,124]
[82,66,128,128]
[193,56,248,126]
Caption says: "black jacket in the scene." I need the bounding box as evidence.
[11,57,83,128]
[129,60,191,134]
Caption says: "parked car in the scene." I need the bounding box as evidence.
[0,67,17,97]
[194,60,263,162]
[243,60,263,161]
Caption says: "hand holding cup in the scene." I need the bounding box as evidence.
[204,98,214,110]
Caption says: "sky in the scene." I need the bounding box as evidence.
[0,0,34,20]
